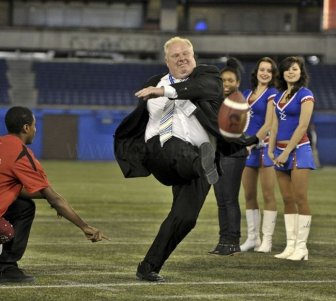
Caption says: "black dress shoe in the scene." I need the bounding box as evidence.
[136,261,165,282]
[200,142,218,185]
[208,244,241,256]
[0,265,35,283]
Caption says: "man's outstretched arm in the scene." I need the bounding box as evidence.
[40,186,109,242]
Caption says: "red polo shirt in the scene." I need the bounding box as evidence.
[0,135,49,217]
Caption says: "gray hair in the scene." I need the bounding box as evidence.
[164,36,194,58]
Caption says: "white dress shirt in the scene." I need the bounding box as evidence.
[145,74,210,147]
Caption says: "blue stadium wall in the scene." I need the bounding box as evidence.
[0,108,129,161]
[0,108,335,166]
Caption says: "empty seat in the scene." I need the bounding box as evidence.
[0,59,10,104]
[32,61,336,110]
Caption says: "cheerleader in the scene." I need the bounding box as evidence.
[268,56,315,261]
[240,57,279,253]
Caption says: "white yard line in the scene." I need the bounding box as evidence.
[33,218,166,223]
[26,241,335,245]
[0,280,335,289]
[143,294,281,299]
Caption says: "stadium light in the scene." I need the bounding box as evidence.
[307,55,320,65]
[194,19,208,31]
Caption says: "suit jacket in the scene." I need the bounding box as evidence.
[114,64,223,178]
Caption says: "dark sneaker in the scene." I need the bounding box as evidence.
[208,244,241,256]
[0,265,35,283]
[136,261,165,282]
[200,142,218,185]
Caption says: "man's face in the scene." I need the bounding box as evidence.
[25,116,36,145]
[165,41,196,79]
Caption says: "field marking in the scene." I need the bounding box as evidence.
[0,280,335,289]
[27,240,336,246]
[143,294,280,299]
[33,216,336,223]
[34,217,166,221]
[21,263,123,267]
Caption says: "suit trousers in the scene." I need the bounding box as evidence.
[143,136,211,271]
[213,154,246,244]
[0,197,36,269]
[144,136,203,186]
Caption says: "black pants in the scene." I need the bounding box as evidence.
[143,136,210,271]
[213,154,246,244]
[144,136,203,186]
[0,197,36,270]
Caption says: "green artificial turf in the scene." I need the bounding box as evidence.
[1,161,335,301]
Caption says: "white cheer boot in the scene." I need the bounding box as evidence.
[240,209,261,252]
[274,214,298,259]
[287,215,311,261]
[256,210,277,253]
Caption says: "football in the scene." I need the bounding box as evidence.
[218,91,250,139]
[0,217,15,244]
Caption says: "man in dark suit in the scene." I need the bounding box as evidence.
[114,36,223,282]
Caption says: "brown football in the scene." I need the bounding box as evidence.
[0,217,15,244]
[218,91,250,139]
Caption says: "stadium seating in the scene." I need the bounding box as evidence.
[308,64,336,110]
[33,61,254,107]
[33,61,167,106]
[0,59,10,104]
[32,61,336,110]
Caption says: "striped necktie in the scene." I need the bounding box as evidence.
[159,75,188,147]
[159,99,175,146]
